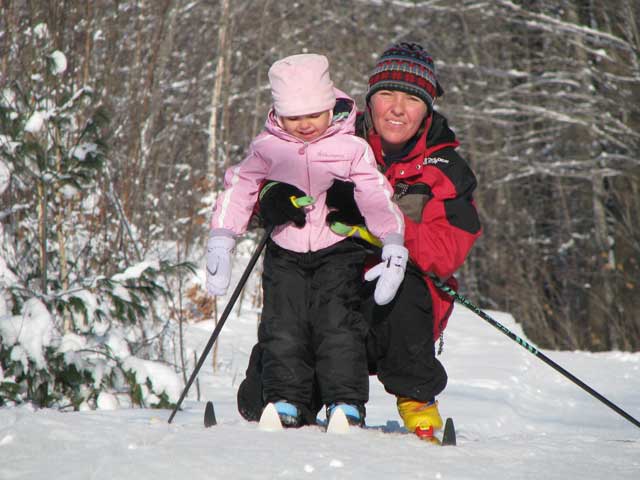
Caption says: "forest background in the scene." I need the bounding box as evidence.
[1,0,639,409]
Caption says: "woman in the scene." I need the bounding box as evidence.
[238,42,481,437]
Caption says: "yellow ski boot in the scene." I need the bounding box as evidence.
[397,397,443,439]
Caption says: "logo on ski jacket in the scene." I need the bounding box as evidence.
[423,156,449,166]
[318,151,348,160]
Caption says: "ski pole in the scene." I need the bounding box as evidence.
[168,226,273,423]
[431,276,640,430]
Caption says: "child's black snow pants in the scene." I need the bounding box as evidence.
[237,256,447,424]
[258,238,369,417]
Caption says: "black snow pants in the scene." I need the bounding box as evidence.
[237,256,447,423]
[362,263,447,402]
[253,238,369,422]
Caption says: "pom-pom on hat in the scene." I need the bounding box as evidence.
[366,42,444,110]
[268,53,336,117]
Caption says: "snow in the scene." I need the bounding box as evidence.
[57,332,88,354]
[0,136,18,157]
[111,284,132,302]
[1,299,638,479]
[60,184,79,199]
[111,260,160,282]
[70,142,98,161]
[32,23,49,40]
[1,88,16,105]
[0,298,54,370]
[0,257,19,287]
[0,159,12,196]
[66,289,98,323]
[104,329,132,358]
[49,51,67,75]
[96,392,120,410]
[23,110,48,133]
[121,357,182,402]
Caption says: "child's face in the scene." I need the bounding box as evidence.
[280,110,332,142]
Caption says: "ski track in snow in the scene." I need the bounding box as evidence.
[1,303,639,479]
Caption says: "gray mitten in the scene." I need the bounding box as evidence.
[206,235,235,296]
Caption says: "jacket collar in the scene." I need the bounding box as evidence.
[366,111,459,167]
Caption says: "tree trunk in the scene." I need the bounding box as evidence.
[81,2,94,86]
[37,180,48,294]
[207,0,231,186]
[55,125,72,332]
[250,0,271,139]
[590,173,616,348]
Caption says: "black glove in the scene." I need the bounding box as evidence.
[259,181,308,227]
[325,180,365,226]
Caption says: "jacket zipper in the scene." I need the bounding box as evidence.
[299,141,312,252]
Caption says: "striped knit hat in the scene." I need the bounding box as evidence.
[366,42,444,110]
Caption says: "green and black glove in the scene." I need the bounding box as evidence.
[325,180,382,247]
[258,181,314,228]
[325,180,365,226]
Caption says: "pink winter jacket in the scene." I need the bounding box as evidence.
[210,89,404,253]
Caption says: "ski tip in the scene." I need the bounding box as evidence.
[204,401,217,428]
[415,425,441,445]
[441,417,456,446]
[258,403,283,431]
[326,407,350,434]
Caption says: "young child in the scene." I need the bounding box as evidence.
[206,53,408,428]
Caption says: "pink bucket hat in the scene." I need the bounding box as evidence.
[268,53,336,117]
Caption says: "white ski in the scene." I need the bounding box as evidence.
[258,402,283,431]
[326,407,350,434]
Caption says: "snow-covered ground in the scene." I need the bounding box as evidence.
[1,299,639,479]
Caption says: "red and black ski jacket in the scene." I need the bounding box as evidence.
[358,111,482,340]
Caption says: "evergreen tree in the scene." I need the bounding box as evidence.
[0,22,192,410]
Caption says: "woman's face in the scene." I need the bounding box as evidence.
[369,90,428,153]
